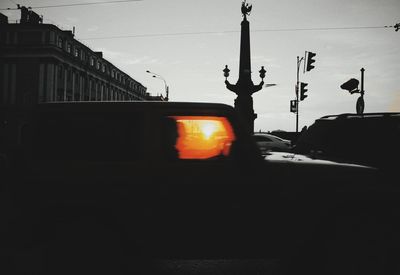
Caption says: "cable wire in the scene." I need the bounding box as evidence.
[80,25,395,40]
[0,0,142,10]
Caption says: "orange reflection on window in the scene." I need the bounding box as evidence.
[170,116,236,159]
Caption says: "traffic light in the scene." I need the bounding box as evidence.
[290,100,297,113]
[306,51,316,71]
[300,82,308,101]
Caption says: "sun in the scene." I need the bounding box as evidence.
[200,120,218,139]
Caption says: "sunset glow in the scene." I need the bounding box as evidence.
[171,116,236,159]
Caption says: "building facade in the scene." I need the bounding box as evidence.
[0,8,156,111]
[0,8,166,158]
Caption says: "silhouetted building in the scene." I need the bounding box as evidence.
[0,8,160,111]
[0,8,165,159]
[0,13,8,24]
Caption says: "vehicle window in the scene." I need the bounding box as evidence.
[255,136,272,142]
[168,116,236,160]
[31,113,146,161]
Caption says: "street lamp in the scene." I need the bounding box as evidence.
[146,70,169,101]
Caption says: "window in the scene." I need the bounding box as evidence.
[168,116,236,160]
[90,57,95,66]
[57,65,63,79]
[57,37,63,48]
[66,43,71,53]
[33,113,146,161]
[67,69,72,82]
[74,47,79,57]
[254,136,272,142]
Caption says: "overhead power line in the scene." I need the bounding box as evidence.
[80,25,397,40]
[0,0,142,10]
[7,0,17,5]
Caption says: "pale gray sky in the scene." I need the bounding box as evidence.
[2,0,399,131]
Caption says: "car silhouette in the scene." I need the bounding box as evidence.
[264,112,400,174]
[253,132,292,154]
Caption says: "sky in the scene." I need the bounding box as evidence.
[1,0,399,132]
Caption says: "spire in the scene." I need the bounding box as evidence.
[223,1,265,134]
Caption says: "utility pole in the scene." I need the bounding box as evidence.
[292,51,315,133]
[295,56,302,133]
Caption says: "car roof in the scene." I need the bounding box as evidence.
[34,101,236,116]
[254,132,277,137]
[318,112,400,121]
[253,132,289,141]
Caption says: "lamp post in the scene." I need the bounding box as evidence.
[146,70,169,101]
